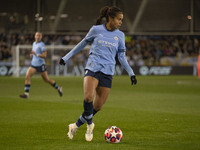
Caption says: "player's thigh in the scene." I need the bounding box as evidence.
[41,71,51,81]
[84,76,99,102]
[41,71,54,84]
[93,86,110,110]
[41,71,48,80]
[26,67,36,78]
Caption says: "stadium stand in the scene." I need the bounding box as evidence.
[0,33,199,66]
[0,0,200,66]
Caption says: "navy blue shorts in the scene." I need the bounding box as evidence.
[31,64,47,73]
[84,69,113,88]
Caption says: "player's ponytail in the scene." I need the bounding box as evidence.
[95,6,109,25]
[95,6,122,25]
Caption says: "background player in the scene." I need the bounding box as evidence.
[59,6,137,141]
[19,32,62,99]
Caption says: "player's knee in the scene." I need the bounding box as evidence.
[94,105,102,111]
[42,77,49,83]
[25,75,31,81]
[84,95,93,102]
[44,78,50,83]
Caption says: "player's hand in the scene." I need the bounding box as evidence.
[130,75,137,85]
[59,58,66,65]
[31,51,36,55]
[30,54,33,59]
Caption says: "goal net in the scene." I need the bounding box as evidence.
[12,45,90,77]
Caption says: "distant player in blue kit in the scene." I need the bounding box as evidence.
[59,6,137,141]
[19,32,62,99]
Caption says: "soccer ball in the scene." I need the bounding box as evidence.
[104,126,123,143]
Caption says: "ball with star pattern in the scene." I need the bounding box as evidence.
[104,126,123,143]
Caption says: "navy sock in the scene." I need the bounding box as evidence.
[24,84,30,93]
[76,112,85,127]
[76,100,93,127]
[93,109,98,116]
[84,101,93,125]
[52,82,58,89]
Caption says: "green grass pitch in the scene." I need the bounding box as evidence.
[0,75,200,150]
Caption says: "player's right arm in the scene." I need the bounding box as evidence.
[60,26,96,65]
[61,39,89,64]
[30,52,33,59]
[30,50,36,59]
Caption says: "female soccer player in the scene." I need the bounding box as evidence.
[19,32,62,98]
[59,6,137,141]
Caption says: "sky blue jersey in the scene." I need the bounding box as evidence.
[31,41,46,66]
[85,24,125,74]
[62,24,135,76]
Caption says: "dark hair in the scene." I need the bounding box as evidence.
[95,6,122,25]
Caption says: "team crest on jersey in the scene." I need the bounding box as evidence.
[114,36,118,40]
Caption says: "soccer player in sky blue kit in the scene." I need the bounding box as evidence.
[19,32,63,99]
[59,6,137,141]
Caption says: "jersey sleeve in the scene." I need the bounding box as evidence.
[118,51,135,77]
[84,26,96,42]
[62,38,89,62]
[62,27,95,62]
[118,32,126,52]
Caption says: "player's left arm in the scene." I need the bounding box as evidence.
[118,51,137,85]
[118,51,134,77]
[118,32,137,85]
[37,51,47,58]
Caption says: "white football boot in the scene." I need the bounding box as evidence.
[67,123,78,140]
[58,87,63,97]
[85,123,95,142]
